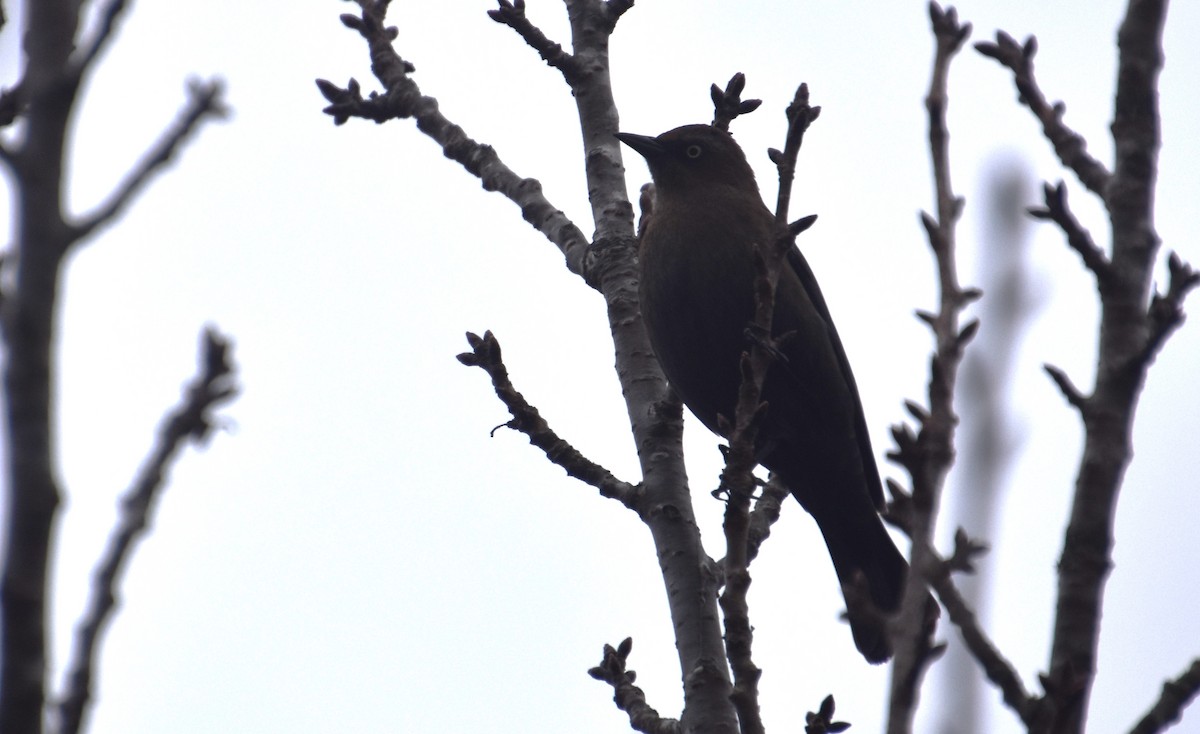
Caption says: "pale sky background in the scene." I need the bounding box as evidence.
[1,1,1198,733]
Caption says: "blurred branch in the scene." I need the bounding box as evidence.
[1128,659,1200,734]
[69,0,130,75]
[456,330,640,508]
[886,5,974,730]
[1142,252,1200,363]
[1028,181,1111,284]
[975,32,1111,197]
[54,328,238,734]
[316,2,591,276]
[919,531,1045,728]
[804,695,851,734]
[70,79,229,244]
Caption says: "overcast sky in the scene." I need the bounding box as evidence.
[3,1,1199,733]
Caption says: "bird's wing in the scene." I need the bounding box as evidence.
[784,245,886,509]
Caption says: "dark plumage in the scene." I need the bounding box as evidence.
[617,124,910,663]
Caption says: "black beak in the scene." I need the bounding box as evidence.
[615,132,663,160]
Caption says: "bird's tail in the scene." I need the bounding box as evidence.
[811,503,921,664]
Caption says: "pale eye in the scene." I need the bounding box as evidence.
[685,144,703,159]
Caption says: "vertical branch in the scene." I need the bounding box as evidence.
[0,2,84,731]
[934,162,1037,732]
[1045,1,1171,732]
[562,2,736,731]
[0,3,227,732]
[54,329,237,734]
[887,4,974,732]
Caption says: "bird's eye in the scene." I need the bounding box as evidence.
[685,144,703,159]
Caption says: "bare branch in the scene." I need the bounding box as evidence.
[709,72,762,132]
[916,536,1045,729]
[1046,1,1171,730]
[769,83,821,225]
[70,79,228,244]
[711,91,813,733]
[744,474,789,564]
[1142,252,1200,364]
[604,0,635,27]
[975,32,1111,197]
[1128,659,1200,734]
[69,0,130,76]
[488,1,584,83]
[805,695,851,734]
[54,327,238,734]
[1043,363,1089,412]
[457,330,640,509]
[588,638,681,734]
[1027,181,1112,283]
[887,5,973,728]
[317,2,591,276]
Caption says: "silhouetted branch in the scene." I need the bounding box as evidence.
[1043,364,1089,412]
[317,1,591,276]
[769,83,821,225]
[975,32,1111,197]
[1040,1,1180,731]
[1143,252,1200,364]
[709,72,762,132]
[710,81,817,734]
[918,532,1046,728]
[805,695,851,734]
[54,328,238,734]
[457,330,639,509]
[1028,181,1111,283]
[886,5,972,729]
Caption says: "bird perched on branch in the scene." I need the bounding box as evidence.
[617,124,912,663]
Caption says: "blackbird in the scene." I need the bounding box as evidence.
[617,124,910,663]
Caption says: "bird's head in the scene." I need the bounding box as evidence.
[616,124,759,196]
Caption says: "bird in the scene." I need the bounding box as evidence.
[617,123,912,663]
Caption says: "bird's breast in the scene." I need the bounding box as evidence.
[637,197,767,434]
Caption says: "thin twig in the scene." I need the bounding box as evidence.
[70,79,228,244]
[69,0,130,75]
[1043,364,1089,412]
[457,330,640,509]
[709,73,762,132]
[804,695,851,734]
[587,639,681,734]
[918,533,1045,728]
[488,1,584,83]
[887,4,973,731]
[1142,252,1200,365]
[1027,181,1112,284]
[711,79,815,734]
[317,2,591,276]
[54,327,238,734]
[975,32,1111,198]
[770,83,821,225]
